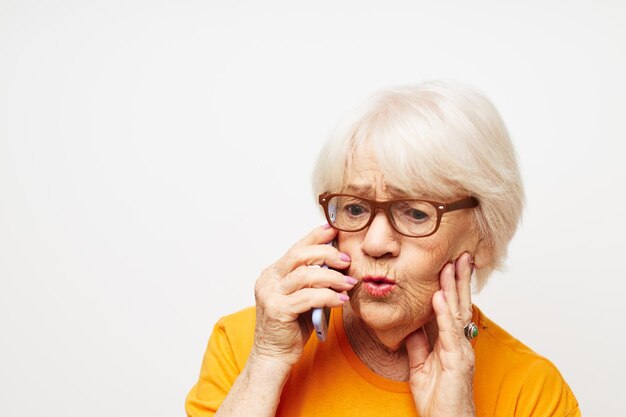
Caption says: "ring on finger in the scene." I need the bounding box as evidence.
[464,322,479,341]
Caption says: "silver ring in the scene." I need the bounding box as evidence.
[464,322,479,341]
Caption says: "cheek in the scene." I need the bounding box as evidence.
[414,220,475,271]
[400,238,450,281]
[439,215,479,254]
[338,227,468,292]
[396,260,441,315]
[338,231,455,280]
[336,231,359,255]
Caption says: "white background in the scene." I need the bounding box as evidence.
[1,1,625,415]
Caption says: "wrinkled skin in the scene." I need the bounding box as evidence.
[336,150,483,416]
[250,149,485,416]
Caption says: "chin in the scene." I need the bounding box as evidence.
[350,291,434,338]
[357,302,402,330]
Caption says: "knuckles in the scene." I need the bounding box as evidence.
[462,306,473,323]
[282,250,298,266]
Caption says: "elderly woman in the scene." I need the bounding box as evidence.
[186,82,580,416]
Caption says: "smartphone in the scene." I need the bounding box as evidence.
[312,257,333,342]
[312,200,337,342]
[312,304,331,342]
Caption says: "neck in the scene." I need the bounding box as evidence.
[342,304,438,382]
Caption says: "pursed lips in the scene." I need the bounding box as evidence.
[361,276,396,285]
[360,276,397,297]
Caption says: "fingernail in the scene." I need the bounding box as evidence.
[339,294,350,302]
[344,276,358,285]
[339,252,351,262]
[323,223,332,229]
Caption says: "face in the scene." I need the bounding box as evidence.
[339,149,480,340]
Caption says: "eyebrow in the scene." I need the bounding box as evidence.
[344,183,412,198]
[345,184,372,194]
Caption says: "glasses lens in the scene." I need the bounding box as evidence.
[328,195,372,231]
[326,195,439,237]
[390,200,438,236]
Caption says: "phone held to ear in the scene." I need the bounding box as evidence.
[312,238,338,342]
[312,254,333,342]
[312,304,331,342]
[312,201,338,342]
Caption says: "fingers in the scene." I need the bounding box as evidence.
[410,291,476,416]
[283,288,350,315]
[255,223,355,319]
[432,289,462,353]
[274,224,351,274]
[406,255,476,415]
[279,266,357,294]
[440,253,474,326]
[440,263,461,324]
[252,225,351,364]
[406,327,430,374]
[435,253,474,353]
[455,253,474,324]
[292,223,336,249]
[276,244,351,272]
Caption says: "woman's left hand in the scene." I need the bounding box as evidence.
[406,252,476,417]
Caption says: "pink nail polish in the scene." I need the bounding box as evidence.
[344,276,358,285]
[323,223,332,229]
[339,294,350,302]
[339,253,351,262]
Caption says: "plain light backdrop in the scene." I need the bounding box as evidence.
[1,1,625,415]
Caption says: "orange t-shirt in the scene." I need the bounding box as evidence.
[186,306,580,416]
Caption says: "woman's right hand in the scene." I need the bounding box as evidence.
[251,224,355,367]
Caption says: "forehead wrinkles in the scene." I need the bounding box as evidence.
[343,157,453,200]
[342,154,379,194]
[343,142,430,199]
[344,168,389,197]
[342,146,398,198]
[343,178,409,199]
[343,167,420,199]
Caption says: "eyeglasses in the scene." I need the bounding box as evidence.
[318,193,479,238]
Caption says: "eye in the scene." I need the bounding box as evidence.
[393,201,434,225]
[408,209,427,220]
[346,204,366,216]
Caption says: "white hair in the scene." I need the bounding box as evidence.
[312,81,524,289]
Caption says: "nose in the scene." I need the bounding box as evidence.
[360,210,400,259]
